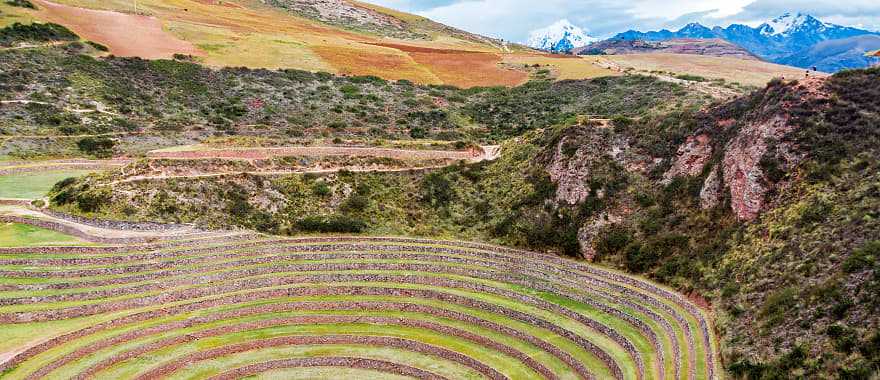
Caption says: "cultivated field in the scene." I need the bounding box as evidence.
[0,212,721,380]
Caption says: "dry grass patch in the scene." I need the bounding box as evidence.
[599,53,821,87]
[504,54,619,80]
[312,44,438,83]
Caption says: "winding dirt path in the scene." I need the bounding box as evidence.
[111,145,501,184]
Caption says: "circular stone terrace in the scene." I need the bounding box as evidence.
[0,214,721,380]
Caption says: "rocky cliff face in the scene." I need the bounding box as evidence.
[665,77,829,220]
[721,114,795,220]
[663,133,712,183]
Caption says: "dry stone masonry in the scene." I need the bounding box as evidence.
[0,224,721,379]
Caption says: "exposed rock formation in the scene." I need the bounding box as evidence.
[699,166,722,209]
[663,134,712,183]
[578,211,624,260]
[722,115,798,220]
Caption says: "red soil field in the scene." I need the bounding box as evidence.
[31,0,202,59]
[373,43,528,88]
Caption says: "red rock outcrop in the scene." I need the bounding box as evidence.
[663,134,712,183]
[721,117,790,220]
[699,166,722,209]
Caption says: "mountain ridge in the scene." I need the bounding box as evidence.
[526,19,598,53]
[612,12,880,71]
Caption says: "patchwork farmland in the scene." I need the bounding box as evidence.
[0,212,721,379]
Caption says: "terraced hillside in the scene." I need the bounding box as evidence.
[0,214,721,379]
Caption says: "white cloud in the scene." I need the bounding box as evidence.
[627,0,753,20]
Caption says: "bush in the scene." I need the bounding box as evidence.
[592,226,631,259]
[843,240,880,273]
[6,0,35,8]
[624,243,655,273]
[420,172,453,207]
[86,41,109,52]
[340,194,369,213]
[76,137,115,158]
[409,126,427,139]
[75,188,110,212]
[0,23,78,46]
[758,287,798,327]
[675,74,707,82]
[311,181,331,197]
[294,215,366,233]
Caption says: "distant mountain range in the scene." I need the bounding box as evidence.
[573,38,759,60]
[526,19,598,53]
[612,13,880,72]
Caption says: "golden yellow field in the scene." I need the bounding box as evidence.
[597,53,821,87]
[503,55,619,80]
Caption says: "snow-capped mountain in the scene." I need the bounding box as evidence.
[527,20,598,53]
[610,13,880,71]
[759,12,814,36]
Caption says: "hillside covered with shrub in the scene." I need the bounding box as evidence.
[0,36,709,158]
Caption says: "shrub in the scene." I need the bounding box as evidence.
[0,23,78,46]
[339,84,360,97]
[624,243,655,273]
[592,226,631,259]
[843,240,880,273]
[420,172,453,207]
[86,41,109,52]
[311,181,331,197]
[294,215,366,233]
[76,137,115,158]
[759,287,798,327]
[328,121,347,130]
[340,194,369,213]
[75,188,110,212]
[799,199,831,226]
[409,127,427,139]
[6,0,36,9]
[675,74,707,82]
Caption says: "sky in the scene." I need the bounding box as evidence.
[364,0,880,42]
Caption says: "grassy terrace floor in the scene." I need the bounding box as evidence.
[0,234,721,380]
[0,223,85,247]
[0,170,93,200]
